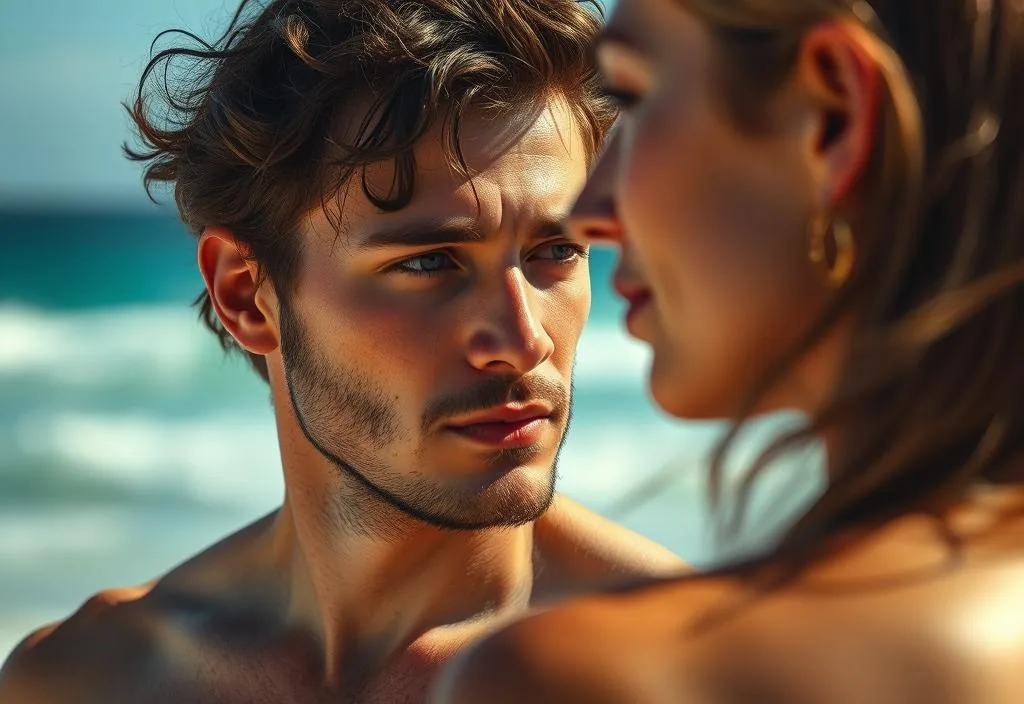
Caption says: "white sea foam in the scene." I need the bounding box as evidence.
[13,410,285,508]
[0,303,646,389]
[0,304,206,386]
[0,507,135,560]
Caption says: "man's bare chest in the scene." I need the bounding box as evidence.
[148,629,459,704]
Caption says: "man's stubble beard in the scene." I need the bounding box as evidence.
[277,298,572,539]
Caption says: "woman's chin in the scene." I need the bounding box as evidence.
[647,352,725,421]
[648,359,798,421]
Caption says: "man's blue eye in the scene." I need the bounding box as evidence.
[397,252,457,275]
[534,243,587,262]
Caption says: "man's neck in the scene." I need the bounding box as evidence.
[265,486,536,684]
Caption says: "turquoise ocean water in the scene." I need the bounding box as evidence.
[0,208,823,658]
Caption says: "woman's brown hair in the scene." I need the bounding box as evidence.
[683,0,1024,559]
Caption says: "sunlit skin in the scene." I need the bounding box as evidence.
[433,1,1024,703]
[260,98,592,533]
[0,97,685,704]
[572,7,871,421]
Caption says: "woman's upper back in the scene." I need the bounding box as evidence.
[437,492,1024,703]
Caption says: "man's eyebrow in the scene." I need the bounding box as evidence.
[535,214,571,238]
[357,215,571,251]
[357,222,487,250]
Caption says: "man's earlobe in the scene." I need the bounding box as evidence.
[197,228,279,356]
[798,21,881,205]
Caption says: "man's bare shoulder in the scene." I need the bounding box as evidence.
[0,512,293,704]
[532,494,687,597]
[0,584,163,704]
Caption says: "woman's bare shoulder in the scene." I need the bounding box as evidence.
[436,515,1024,704]
[433,577,744,704]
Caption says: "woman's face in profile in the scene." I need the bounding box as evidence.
[574,0,846,420]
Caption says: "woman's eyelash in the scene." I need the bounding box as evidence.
[601,87,640,108]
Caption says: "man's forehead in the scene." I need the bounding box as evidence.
[330,92,583,168]
[382,97,586,185]
[307,97,587,244]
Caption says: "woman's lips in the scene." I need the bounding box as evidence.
[613,270,652,332]
[623,289,652,332]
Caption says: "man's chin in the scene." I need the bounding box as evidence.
[416,459,557,530]
[485,443,548,472]
[472,459,557,525]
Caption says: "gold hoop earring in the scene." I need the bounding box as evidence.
[808,214,856,288]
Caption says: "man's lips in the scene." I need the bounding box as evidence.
[444,404,553,448]
[446,418,548,448]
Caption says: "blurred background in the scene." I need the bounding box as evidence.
[0,0,823,659]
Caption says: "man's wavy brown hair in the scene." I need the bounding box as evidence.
[125,0,615,382]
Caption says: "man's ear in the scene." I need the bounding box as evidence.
[796,20,881,206]
[197,228,279,356]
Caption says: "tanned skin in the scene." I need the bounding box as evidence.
[0,100,685,704]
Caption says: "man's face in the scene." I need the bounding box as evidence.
[277,97,591,531]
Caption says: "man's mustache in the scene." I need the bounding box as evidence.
[421,375,569,433]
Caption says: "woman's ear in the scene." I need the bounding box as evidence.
[197,228,279,356]
[796,20,881,206]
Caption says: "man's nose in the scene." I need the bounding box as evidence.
[464,267,554,375]
[568,123,624,245]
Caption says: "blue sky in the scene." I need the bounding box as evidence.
[0,0,246,207]
[0,0,614,209]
